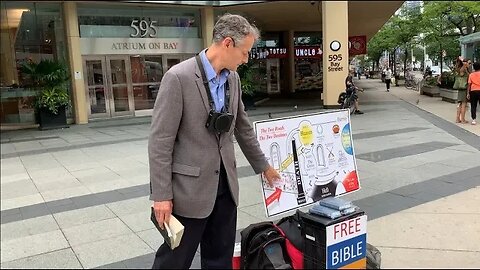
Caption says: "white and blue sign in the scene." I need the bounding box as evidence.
[326,215,367,269]
[327,233,366,268]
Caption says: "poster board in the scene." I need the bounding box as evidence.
[254,109,360,217]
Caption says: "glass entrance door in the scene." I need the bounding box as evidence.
[163,56,182,72]
[84,57,109,118]
[267,59,281,94]
[83,56,134,119]
[108,56,133,116]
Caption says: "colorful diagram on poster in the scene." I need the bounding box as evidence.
[254,109,360,217]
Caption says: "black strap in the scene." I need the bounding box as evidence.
[195,54,230,112]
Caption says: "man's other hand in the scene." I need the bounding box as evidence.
[153,200,173,229]
[262,165,281,188]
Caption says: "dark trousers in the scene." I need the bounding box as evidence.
[385,79,391,90]
[470,91,480,120]
[152,162,237,269]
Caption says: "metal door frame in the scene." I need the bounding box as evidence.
[82,56,110,118]
[162,55,182,72]
[106,55,134,117]
[162,54,193,72]
[82,55,134,119]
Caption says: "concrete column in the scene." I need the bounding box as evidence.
[201,7,214,48]
[63,2,88,124]
[0,28,18,85]
[286,30,295,94]
[322,1,349,108]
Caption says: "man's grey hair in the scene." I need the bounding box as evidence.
[212,13,260,46]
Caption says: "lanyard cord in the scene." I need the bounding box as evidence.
[195,55,230,112]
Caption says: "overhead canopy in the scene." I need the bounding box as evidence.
[216,1,403,42]
[458,32,480,44]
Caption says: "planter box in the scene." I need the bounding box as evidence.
[422,85,440,97]
[38,106,69,130]
[439,88,458,103]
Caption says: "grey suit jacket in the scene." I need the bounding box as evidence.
[148,56,269,218]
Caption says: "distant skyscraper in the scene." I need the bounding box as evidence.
[405,1,422,10]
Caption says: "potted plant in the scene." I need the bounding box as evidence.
[20,59,71,130]
[437,71,458,103]
[237,62,257,110]
[421,76,440,97]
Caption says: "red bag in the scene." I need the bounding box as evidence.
[275,211,305,269]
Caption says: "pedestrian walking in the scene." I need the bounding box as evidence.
[453,57,470,123]
[385,67,392,92]
[467,62,480,125]
[148,13,281,269]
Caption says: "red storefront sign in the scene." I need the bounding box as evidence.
[295,46,323,59]
[348,36,367,56]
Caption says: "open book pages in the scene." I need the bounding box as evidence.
[164,215,185,250]
[150,207,185,250]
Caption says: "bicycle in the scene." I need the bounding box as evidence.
[404,74,416,90]
[338,87,360,115]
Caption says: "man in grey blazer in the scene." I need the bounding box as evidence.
[149,13,281,269]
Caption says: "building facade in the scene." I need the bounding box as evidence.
[0,1,402,127]
[459,32,480,64]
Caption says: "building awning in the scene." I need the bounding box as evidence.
[216,1,404,42]
[459,32,480,44]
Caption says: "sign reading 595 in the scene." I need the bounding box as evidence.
[328,54,343,62]
[130,19,157,38]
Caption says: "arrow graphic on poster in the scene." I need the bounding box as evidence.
[265,187,282,207]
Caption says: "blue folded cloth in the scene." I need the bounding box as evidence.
[340,206,357,215]
[309,204,342,219]
[318,197,353,211]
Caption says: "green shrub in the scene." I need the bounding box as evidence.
[237,62,256,96]
[439,71,455,89]
[425,76,438,86]
[20,59,71,115]
[36,86,70,114]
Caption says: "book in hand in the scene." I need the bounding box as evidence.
[150,207,184,250]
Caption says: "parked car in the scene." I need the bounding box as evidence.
[429,65,451,76]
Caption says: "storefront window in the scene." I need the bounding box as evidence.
[1,2,68,124]
[294,32,322,46]
[77,4,201,38]
[130,55,163,111]
[294,33,323,91]
[250,61,267,94]
[295,58,323,91]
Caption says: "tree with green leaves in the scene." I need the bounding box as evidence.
[366,22,396,71]
[366,1,422,76]
[367,1,479,76]
[421,1,479,72]
[423,1,480,36]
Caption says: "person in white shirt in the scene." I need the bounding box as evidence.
[385,67,392,92]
